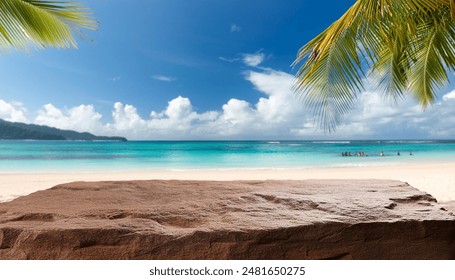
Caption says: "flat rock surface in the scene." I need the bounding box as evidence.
[0,179,454,260]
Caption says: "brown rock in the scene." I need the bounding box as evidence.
[0,179,454,260]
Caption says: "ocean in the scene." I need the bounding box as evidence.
[1,140,454,173]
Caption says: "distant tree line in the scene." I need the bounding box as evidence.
[0,119,127,141]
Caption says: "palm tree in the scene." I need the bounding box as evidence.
[0,0,96,51]
[293,0,455,131]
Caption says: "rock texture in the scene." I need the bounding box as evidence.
[0,179,454,260]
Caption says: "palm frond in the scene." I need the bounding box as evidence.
[294,0,455,131]
[295,31,364,131]
[407,10,455,107]
[0,0,97,51]
[293,2,366,131]
[369,42,408,101]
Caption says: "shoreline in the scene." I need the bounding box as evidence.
[1,161,454,203]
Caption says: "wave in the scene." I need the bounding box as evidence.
[267,141,281,144]
[383,140,435,144]
[312,141,351,144]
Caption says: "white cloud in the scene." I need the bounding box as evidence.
[230,24,241,32]
[104,97,219,139]
[333,89,455,139]
[109,102,147,132]
[220,51,267,67]
[152,75,176,82]
[242,52,265,67]
[222,99,255,126]
[165,96,193,119]
[35,104,103,133]
[443,90,455,101]
[0,99,28,123]
[408,93,455,137]
[3,69,455,140]
[246,70,299,123]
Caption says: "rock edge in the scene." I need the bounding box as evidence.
[0,179,454,259]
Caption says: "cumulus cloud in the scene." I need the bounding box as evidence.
[2,69,455,140]
[242,52,265,67]
[103,97,219,139]
[165,96,193,119]
[35,104,103,133]
[222,99,254,125]
[246,70,300,123]
[109,102,147,132]
[0,100,29,123]
[150,97,219,137]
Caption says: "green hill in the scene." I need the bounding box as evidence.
[0,119,127,141]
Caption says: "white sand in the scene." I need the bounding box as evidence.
[0,161,454,203]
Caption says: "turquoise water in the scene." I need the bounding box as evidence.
[0,140,454,173]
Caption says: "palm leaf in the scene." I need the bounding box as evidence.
[293,2,366,131]
[407,10,455,107]
[294,0,455,131]
[0,0,97,51]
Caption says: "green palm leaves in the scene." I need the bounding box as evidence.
[294,0,455,131]
[0,0,96,51]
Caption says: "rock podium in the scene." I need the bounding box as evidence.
[0,180,454,259]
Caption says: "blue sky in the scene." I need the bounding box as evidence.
[1,0,455,140]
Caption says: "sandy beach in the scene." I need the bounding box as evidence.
[1,161,454,203]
